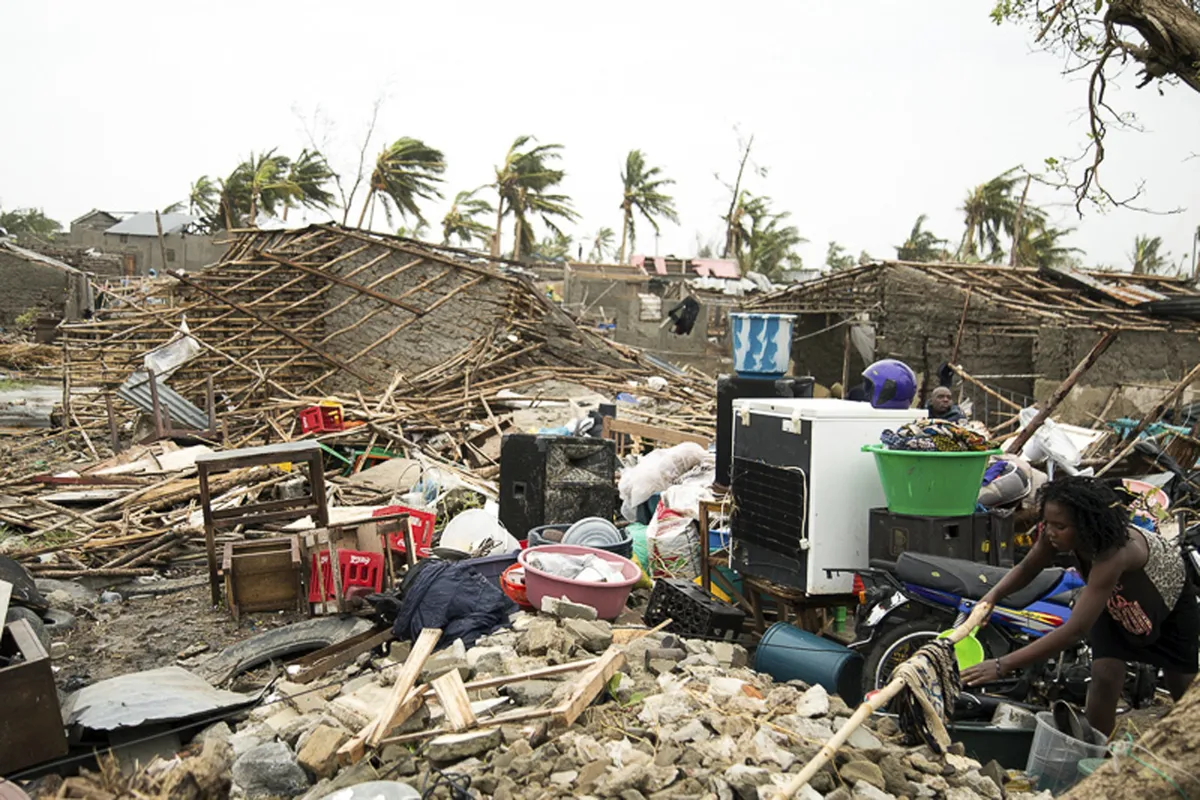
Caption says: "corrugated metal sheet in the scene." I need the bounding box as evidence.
[0,240,87,275]
[63,666,258,730]
[117,371,210,430]
[1045,265,1169,306]
[104,212,196,237]
[1137,297,1200,320]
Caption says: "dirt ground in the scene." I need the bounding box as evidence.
[52,570,307,691]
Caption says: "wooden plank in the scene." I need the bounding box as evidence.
[604,417,710,448]
[338,684,428,765]
[378,705,561,746]
[367,627,441,747]
[289,627,393,684]
[554,647,626,727]
[431,671,478,732]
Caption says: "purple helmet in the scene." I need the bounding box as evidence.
[863,359,916,409]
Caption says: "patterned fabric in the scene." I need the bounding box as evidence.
[1141,527,1186,612]
[881,420,994,453]
[891,639,961,754]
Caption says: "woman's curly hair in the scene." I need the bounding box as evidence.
[1038,475,1130,557]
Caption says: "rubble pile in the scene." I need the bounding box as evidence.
[33,610,1056,800]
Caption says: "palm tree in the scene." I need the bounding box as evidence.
[958,167,1045,261]
[283,149,336,219]
[826,241,856,271]
[1015,225,1081,269]
[397,220,431,240]
[358,138,446,229]
[165,176,219,220]
[441,188,494,248]
[618,150,678,263]
[530,232,573,262]
[588,227,616,262]
[492,136,578,260]
[725,194,806,279]
[1130,235,1172,274]
[0,208,62,238]
[896,214,950,262]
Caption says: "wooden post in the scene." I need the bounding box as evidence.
[840,321,852,392]
[155,210,169,273]
[1006,330,1118,456]
[949,288,972,366]
[198,464,220,606]
[104,394,121,453]
[947,364,1023,412]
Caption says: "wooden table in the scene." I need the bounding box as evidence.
[197,440,329,606]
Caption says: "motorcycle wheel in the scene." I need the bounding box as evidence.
[862,619,955,695]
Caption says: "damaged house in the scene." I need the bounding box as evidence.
[749,260,1200,427]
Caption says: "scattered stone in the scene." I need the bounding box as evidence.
[388,640,412,663]
[679,652,720,669]
[709,641,749,668]
[503,679,560,706]
[198,721,233,747]
[518,617,566,656]
[980,759,1008,794]
[466,644,515,677]
[875,717,900,737]
[852,782,897,800]
[825,788,852,800]
[563,618,614,653]
[957,769,1003,800]
[550,770,579,786]
[794,684,830,718]
[231,741,310,798]
[228,723,275,758]
[750,727,796,770]
[879,754,912,797]
[648,658,680,676]
[426,728,503,762]
[296,724,348,780]
[541,595,599,621]
[599,763,649,797]
[654,744,683,767]
[775,714,835,743]
[843,723,882,750]
[840,761,886,792]
[100,590,122,604]
[577,758,611,790]
[637,692,693,726]
[828,694,852,716]
[723,764,771,800]
[275,680,333,715]
[419,638,469,682]
[669,719,712,744]
[643,766,679,793]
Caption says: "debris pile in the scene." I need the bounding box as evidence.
[32,611,1056,800]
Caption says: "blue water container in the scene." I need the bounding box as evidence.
[754,622,864,705]
[729,313,794,378]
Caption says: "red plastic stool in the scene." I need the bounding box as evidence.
[339,550,384,595]
[376,505,436,559]
[308,549,384,601]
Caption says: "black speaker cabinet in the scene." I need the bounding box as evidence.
[499,435,617,538]
[716,374,814,487]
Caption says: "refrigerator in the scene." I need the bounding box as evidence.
[729,398,923,594]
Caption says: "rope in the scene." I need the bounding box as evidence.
[1109,732,1199,800]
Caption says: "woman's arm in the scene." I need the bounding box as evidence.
[963,549,1124,686]
[979,528,1057,607]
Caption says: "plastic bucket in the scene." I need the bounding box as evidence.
[729,313,794,378]
[754,623,864,705]
[519,544,640,620]
[937,627,985,670]
[863,445,1002,516]
[1025,711,1108,794]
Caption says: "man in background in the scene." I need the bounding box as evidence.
[927,386,967,423]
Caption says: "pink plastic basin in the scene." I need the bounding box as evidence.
[518,544,640,620]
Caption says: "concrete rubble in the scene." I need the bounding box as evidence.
[68,612,1055,800]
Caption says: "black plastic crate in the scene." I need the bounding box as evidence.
[643,578,746,641]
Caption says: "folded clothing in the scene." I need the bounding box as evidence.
[881,419,993,452]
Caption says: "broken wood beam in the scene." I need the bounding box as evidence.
[367,627,441,747]
[946,364,1023,413]
[1005,329,1118,455]
[431,671,478,732]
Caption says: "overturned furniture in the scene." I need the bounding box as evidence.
[196,440,329,606]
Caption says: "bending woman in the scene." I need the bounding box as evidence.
[962,476,1199,734]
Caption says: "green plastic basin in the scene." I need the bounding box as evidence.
[863,445,1002,517]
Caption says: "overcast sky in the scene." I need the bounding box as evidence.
[4,1,1199,271]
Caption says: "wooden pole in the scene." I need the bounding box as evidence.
[949,288,972,367]
[947,364,1023,412]
[772,601,994,798]
[1005,329,1118,455]
[840,321,852,393]
[155,210,169,273]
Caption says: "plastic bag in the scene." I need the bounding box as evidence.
[645,502,700,580]
[618,442,708,521]
[1016,408,1083,474]
[525,552,625,583]
[143,316,201,378]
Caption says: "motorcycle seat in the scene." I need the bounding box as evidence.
[895,552,1066,610]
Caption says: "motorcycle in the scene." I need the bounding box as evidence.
[846,550,1159,711]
